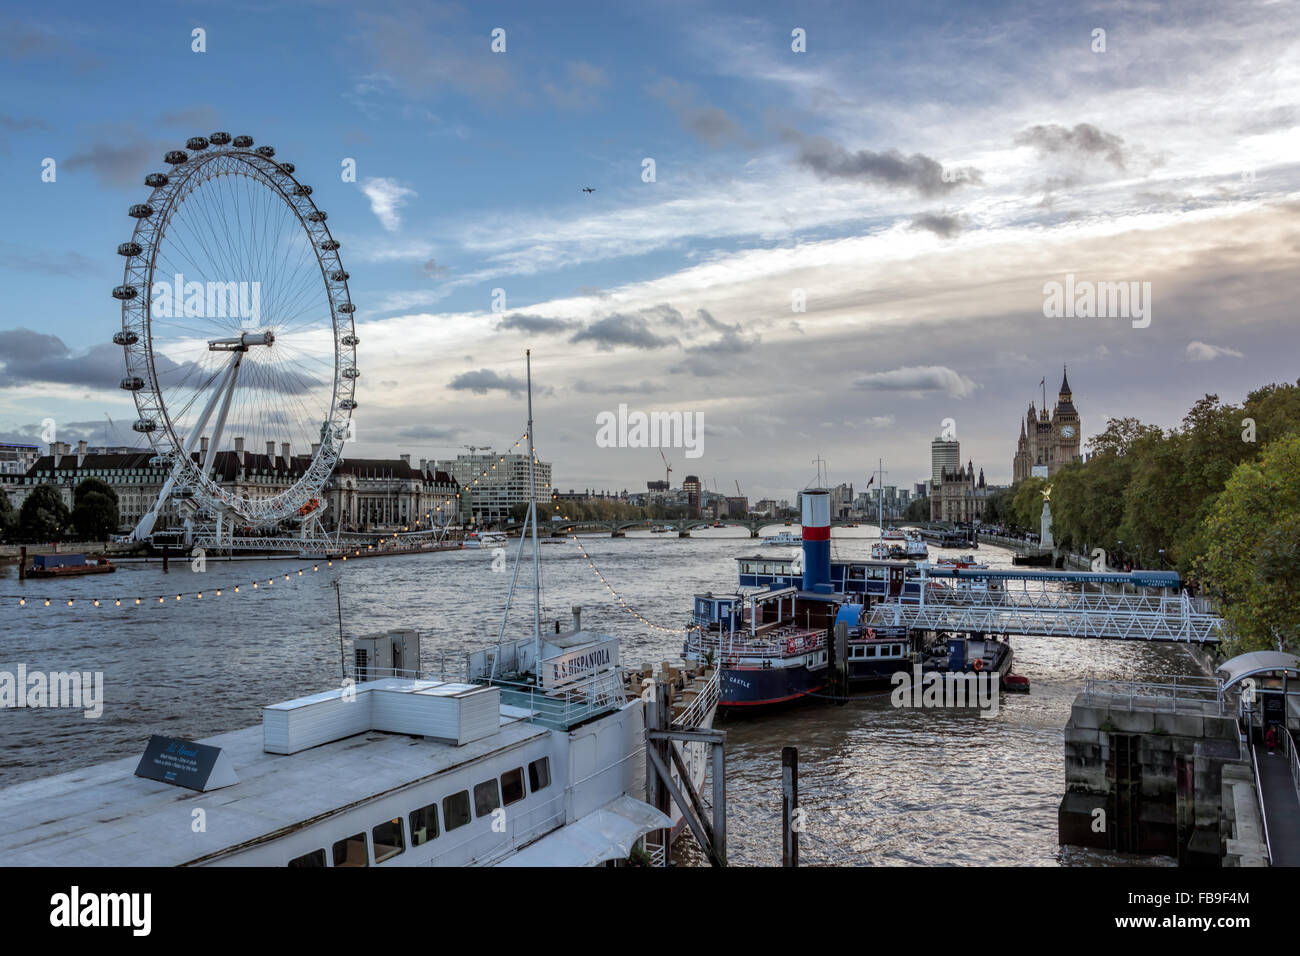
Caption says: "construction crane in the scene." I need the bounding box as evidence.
[734,479,743,497]
[659,449,672,487]
[462,444,493,456]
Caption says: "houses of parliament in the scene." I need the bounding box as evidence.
[1012,367,1082,482]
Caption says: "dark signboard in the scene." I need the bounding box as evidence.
[134,734,238,792]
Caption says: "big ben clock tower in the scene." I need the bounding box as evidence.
[1050,365,1081,471]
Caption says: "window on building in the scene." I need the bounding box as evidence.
[372,818,404,863]
[443,790,472,831]
[332,832,368,867]
[501,767,526,806]
[528,757,551,793]
[288,848,326,868]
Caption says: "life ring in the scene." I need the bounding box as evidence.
[786,638,796,655]
[867,627,876,639]
[972,658,983,672]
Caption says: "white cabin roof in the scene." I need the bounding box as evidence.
[0,707,547,867]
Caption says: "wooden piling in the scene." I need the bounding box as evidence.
[18,546,26,581]
[782,746,799,867]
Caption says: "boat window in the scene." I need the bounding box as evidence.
[288,848,326,868]
[474,779,501,817]
[372,818,404,863]
[332,832,368,867]
[443,790,472,832]
[409,803,439,846]
[865,646,877,657]
[529,757,551,793]
[501,767,526,806]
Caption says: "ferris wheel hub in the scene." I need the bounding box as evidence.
[208,330,275,351]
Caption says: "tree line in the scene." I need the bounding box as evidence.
[985,380,1300,654]
[0,479,121,543]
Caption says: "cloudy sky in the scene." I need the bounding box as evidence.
[1,0,1297,500]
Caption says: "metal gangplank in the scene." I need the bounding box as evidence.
[866,575,1225,643]
[1252,727,1300,865]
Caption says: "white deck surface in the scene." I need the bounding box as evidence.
[0,712,547,867]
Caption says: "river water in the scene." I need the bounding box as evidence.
[0,527,1203,866]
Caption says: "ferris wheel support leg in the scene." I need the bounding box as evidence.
[130,353,243,542]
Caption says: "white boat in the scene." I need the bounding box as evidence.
[763,530,801,546]
[904,530,928,559]
[465,530,507,548]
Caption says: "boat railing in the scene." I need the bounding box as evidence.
[347,663,627,732]
[1287,727,1300,809]
[686,625,821,661]
[672,667,719,730]
[1080,674,1224,714]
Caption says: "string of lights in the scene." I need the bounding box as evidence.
[567,534,702,637]
[3,544,403,609]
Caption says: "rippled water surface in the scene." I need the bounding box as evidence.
[0,528,1203,865]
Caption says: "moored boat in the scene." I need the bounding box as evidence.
[24,553,116,577]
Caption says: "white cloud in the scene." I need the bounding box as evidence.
[360,177,416,232]
[852,366,978,398]
[1185,340,1244,361]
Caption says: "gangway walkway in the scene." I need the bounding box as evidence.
[1254,729,1300,866]
[866,575,1225,643]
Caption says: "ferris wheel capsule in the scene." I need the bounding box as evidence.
[255,145,275,158]
[144,172,168,187]
[209,131,231,145]
[186,136,209,151]
[232,135,253,148]
[112,330,138,345]
[164,150,188,165]
[112,285,138,300]
[307,210,327,222]
[117,242,142,256]
[319,239,339,250]
[128,204,154,218]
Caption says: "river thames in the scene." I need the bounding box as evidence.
[0,527,1203,865]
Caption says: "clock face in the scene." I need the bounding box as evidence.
[1061,425,1076,438]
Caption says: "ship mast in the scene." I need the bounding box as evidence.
[527,350,542,672]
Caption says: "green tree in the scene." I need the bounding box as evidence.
[1010,477,1047,533]
[18,484,70,542]
[904,496,929,521]
[1194,432,1300,654]
[0,491,15,539]
[71,478,120,540]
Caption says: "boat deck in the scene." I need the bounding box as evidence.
[0,710,546,867]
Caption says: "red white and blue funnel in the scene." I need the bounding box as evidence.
[801,489,831,591]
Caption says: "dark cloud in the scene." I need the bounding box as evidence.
[0,20,67,60]
[544,61,609,111]
[64,139,167,189]
[0,329,122,389]
[794,135,979,197]
[1014,123,1127,169]
[571,378,665,395]
[570,313,679,351]
[397,423,462,440]
[910,212,969,237]
[496,313,577,335]
[646,78,748,148]
[448,368,535,397]
[159,107,219,130]
[355,10,514,104]
[0,241,100,277]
